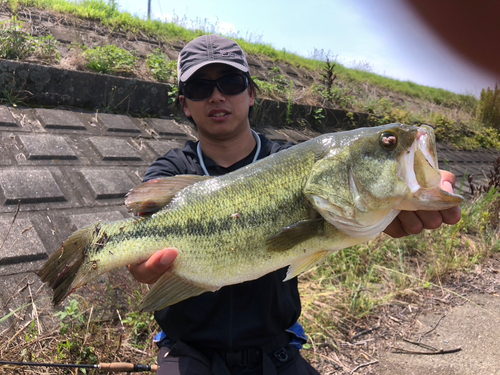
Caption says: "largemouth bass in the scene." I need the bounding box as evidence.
[38,123,463,312]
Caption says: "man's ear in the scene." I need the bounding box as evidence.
[248,88,255,106]
[179,95,192,117]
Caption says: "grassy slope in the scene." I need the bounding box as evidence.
[4,0,476,106]
[4,0,499,150]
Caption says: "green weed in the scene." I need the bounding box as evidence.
[146,49,177,83]
[0,18,60,62]
[146,49,179,106]
[312,58,353,109]
[286,80,294,125]
[312,107,325,126]
[478,83,500,130]
[0,69,32,106]
[54,298,85,334]
[259,67,292,99]
[83,44,138,74]
[122,291,156,347]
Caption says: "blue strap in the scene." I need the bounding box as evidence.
[155,321,308,349]
[285,322,308,349]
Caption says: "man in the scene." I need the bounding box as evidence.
[130,34,462,375]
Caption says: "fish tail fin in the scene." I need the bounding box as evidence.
[139,272,214,312]
[38,224,97,305]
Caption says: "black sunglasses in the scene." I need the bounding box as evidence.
[182,73,249,101]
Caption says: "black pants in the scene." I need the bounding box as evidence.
[157,341,320,375]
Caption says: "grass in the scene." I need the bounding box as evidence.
[0,270,159,374]
[0,17,60,62]
[83,44,138,74]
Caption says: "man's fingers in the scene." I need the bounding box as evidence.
[384,210,445,238]
[128,248,178,284]
[440,205,462,225]
[440,170,456,189]
[146,249,178,273]
[439,172,462,225]
[398,211,425,234]
[383,217,408,238]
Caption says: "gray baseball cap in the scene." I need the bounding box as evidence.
[177,34,250,82]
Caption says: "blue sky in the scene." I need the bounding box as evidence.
[114,0,498,96]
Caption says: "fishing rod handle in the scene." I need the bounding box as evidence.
[99,363,158,372]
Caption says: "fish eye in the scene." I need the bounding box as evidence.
[380,131,398,150]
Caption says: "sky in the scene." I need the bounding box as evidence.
[113,0,498,96]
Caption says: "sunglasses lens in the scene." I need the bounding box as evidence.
[218,74,248,95]
[184,74,248,100]
[184,80,214,100]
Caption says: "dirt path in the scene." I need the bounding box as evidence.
[377,293,500,375]
[312,255,500,375]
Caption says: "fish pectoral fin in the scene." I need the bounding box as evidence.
[266,218,325,252]
[139,272,214,312]
[125,175,212,215]
[284,251,331,281]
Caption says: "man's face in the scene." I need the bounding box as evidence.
[179,64,255,140]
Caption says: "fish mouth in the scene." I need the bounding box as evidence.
[397,125,464,211]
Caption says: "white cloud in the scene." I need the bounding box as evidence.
[217,21,238,36]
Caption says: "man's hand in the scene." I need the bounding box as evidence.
[128,248,178,284]
[384,170,462,238]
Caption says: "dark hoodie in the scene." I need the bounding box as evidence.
[144,134,300,351]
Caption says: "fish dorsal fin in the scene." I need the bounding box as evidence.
[139,272,215,312]
[125,175,212,215]
[284,251,331,281]
[266,218,325,252]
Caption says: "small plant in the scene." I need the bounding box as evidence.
[0,18,60,63]
[285,81,294,125]
[123,310,155,345]
[430,113,457,140]
[321,58,336,93]
[31,34,60,62]
[477,83,500,130]
[146,48,178,83]
[469,156,500,196]
[83,44,138,74]
[0,20,34,59]
[254,66,292,100]
[167,84,179,106]
[0,70,32,106]
[54,299,85,334]
[312,107,325,126]
[146,49,179,106]
[314,58,355,109]
[122,291,156,347]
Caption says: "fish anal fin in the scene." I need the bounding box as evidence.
[266,218,325,252]
[139,272,215,312]
[284,251,331,281]
[125,175,212,215]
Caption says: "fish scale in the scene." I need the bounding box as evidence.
[38,124,464,312]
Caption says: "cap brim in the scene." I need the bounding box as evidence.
[179,60,249,82]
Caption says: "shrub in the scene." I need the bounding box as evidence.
[478,83,500,130]
[146,49,177,83]
[0,20,60,63]
[83,44,138,74]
